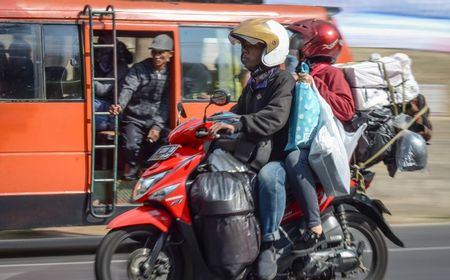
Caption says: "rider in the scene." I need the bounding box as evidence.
[285,19,355,250]
[208,18,294,280]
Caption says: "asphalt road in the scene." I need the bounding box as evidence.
[0,223,449,280]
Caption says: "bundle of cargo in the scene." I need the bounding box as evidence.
[338,53,432,177]
[336,53,420,111]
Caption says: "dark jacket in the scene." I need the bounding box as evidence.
[231,67,295,165]
[119,58,170,130]
[94,61,129,100]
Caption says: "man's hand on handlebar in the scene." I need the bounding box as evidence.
[208,122,235,137]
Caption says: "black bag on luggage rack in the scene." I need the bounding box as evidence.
[347,107,397,169]
[190,171,260,279]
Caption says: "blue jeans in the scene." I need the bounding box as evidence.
[285,148,320,229]
[258,161,286,242]
[95,98,114,131]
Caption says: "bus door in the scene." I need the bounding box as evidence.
[83,9,179,217]
[0,22,86,229]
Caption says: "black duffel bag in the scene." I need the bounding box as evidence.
[190,171,260,279]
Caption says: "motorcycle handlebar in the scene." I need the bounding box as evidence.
[195,130,209,138]
[195,130,237,140]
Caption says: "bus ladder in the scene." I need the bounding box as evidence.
[84,5,119,218]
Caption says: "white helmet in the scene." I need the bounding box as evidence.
[229,18,289,67]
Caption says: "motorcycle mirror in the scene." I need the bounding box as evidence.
[177,102,187,118]
[203,89,231,123]
[176,102,187,126]
[210,89,231,106]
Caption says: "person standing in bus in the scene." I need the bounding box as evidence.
[109,34,173,180]
[207,19,294,280]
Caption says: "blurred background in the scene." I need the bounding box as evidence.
[264,0,450,224]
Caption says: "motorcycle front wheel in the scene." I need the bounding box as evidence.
[95,225,183,280]
[342,211,388,280]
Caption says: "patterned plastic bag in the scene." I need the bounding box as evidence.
[285,65,320,151]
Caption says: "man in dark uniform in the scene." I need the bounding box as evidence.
[110,34,173,180]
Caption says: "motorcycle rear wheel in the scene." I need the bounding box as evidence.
[343,211,388,280]
[95,225,183,280]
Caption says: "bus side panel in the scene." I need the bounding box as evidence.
[0,153,88,194]
[0,103,87,152]
[0,102,89,194]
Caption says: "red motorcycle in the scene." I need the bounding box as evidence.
[95,90,404,280]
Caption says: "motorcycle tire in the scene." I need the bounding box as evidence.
[95,225,183,280]
[345,211,388,280]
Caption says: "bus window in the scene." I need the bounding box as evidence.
[179,26,244,101]
[0,23,83,101]
[0,24,39,100]
[43,25,83,100]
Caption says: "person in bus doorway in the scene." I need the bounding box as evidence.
[274,19,355,252]
[207,19,294,280]
[109,34,173,180]
[94,34,132,131]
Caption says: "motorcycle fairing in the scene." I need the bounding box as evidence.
[107,206,172,232]
[140,149,204,224]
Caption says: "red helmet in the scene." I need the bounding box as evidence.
[287,19,343,60]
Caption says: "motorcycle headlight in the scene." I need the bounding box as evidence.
[149,183,180,201]
[132,171,168,201]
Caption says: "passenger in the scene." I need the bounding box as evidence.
[6,35,34,99]
[285,19,355,250]
[283,19,355,251]
[94,34,132,131]
[109,34,173,180]
[207,19,294,280]
[287,19,354,122]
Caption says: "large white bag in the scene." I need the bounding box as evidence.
[308,83,351,197]
[336,53,419,110]
[391,53,420,104]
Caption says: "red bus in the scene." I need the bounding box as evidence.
[0,0,352,230]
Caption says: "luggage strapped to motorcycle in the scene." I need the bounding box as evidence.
[353,104,429,191]
[338,56,416,114]
[377,60,399,115]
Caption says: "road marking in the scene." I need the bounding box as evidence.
[393,222,450,228]
[0,260,125,268]
[389,246,450,252]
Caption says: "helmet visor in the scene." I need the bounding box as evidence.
[229,18,279,52]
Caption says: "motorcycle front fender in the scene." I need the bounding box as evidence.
[107,205,172,232]
[333,193,404,247]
